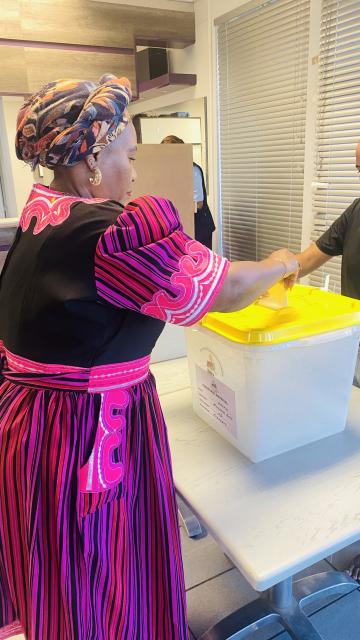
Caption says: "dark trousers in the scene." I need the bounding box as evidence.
[194,209,214,250]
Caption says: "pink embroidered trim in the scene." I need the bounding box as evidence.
[19,184,105,235]
[3,347,150,392]
[88,356,150,392]
[141,240,229,326]
[0,620,24,639]
[5,348,86,375]
[79,389,129,493]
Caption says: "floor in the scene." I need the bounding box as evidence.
[7,526,360,640]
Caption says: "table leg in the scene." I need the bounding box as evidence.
[199,577,325,640]
[267,579,322,640]
[177,495,204,538]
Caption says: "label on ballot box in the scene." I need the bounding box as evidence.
[195,365,236,437]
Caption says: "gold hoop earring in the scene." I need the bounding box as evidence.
[89,167,102,186]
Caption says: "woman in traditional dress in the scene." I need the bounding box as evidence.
[0,75,298,640]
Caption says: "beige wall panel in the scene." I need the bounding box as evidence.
[24,49,136,94]
[0,47,28,94]
[132,144,194,237]
[16,0,194,48]
[0,0,21,38]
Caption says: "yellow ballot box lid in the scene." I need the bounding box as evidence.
[200,285,360,345]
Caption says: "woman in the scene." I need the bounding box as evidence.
[161,135,216,250]
[0,75,299,640]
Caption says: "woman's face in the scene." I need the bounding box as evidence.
[95,122,138,203]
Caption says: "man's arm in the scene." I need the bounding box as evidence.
[297,243,332,277]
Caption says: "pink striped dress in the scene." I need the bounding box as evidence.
[0,185,229,639]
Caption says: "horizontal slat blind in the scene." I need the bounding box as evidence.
[217,0,310,261]
[310,0,360,291]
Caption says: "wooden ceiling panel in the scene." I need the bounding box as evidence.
[15,0,194,49]
[0,46,136,95]
[0,46,27,94]
[25,48,136,94]
[0,0,195,96]
[0,0,21,39]
[20,0,134,49]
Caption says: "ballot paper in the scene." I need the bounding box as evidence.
[257,281,288,310]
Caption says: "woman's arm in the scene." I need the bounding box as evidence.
[210,249,299,313]
[94,196,299,323]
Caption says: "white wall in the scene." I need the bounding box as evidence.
[0,97,34,217]
[209,0,248,20]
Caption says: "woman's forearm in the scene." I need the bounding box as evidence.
[211,255,296,313]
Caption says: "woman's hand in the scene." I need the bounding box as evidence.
[283,273,298,289]
[269,249,300,288]
[210,249,300,313]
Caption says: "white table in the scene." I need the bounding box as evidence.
[152,358,360,640]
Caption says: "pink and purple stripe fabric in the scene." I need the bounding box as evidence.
[95,196,229,326]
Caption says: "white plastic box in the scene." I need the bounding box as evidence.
[186,287,360,462]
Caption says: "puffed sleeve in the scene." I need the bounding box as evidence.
[95,195,229,326]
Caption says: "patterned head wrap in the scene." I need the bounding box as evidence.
[15,75,132,169]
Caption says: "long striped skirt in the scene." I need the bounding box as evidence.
[0,366,188,639]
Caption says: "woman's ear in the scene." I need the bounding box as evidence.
[85,154,98,172]
[85,153,102,186]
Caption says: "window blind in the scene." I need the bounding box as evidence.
[217,0,310,262]
[310,0,360,292]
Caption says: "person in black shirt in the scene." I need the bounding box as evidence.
[290,144,360,389]
[295,198,360,307]
[294,202,360,388]
[289,145,360,581]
